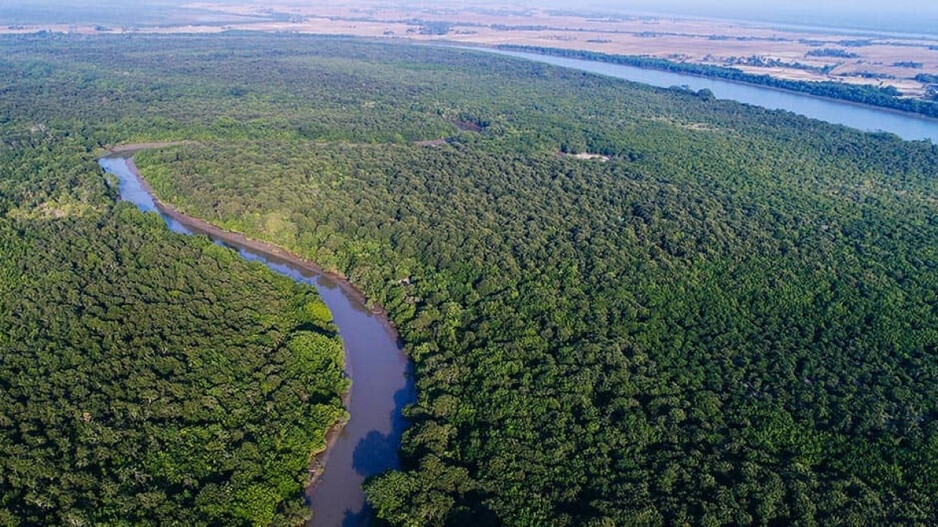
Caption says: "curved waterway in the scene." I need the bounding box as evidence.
[99,154,415,526]
[461,47,938,143]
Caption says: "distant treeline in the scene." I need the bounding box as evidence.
[805,48,859,58]
[498,45,938,119]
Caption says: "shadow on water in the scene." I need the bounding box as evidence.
[353,385,415,477]
[99,156,416,527]
[341,506,374,527]
[340,382,415,527]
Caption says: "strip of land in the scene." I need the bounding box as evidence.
[6,1,937,101]
[106,144,392,321]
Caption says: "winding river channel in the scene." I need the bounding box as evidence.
[97,45,938,526]
[99,154,414,527]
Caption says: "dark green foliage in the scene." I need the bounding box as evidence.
[3,33,938,525]
[419,21,453,35]
[806,48,859,58]
[0,122,347,524]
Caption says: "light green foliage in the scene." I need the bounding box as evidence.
[300,299,334,327]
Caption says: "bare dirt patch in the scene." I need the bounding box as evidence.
[561,152,610,162]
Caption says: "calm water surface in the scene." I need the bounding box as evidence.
[99,156,415,527]
[466,47,938,143]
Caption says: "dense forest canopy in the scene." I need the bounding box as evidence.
[0,45,348,525]
[2,33,938,525]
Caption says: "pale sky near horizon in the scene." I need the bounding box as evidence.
[574,0,938,33]
[2,0,935,13]
[572,0,934,9]
[2,0,937,34]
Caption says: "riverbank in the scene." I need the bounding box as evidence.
[495,45,938,121]
[103,144,393,323]
[104,141,194,154]
[460,47,938,142]
[102,143,408,520]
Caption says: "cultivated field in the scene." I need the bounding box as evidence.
[3,0,937,98]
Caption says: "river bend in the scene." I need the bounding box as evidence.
[99,155,414,526]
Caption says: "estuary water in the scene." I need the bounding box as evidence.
[99,155,414,526]
[468,47,938,143]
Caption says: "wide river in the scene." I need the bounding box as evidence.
[468,47,938,143]
[98,155,415,527]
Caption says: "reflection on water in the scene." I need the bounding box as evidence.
[99,156,415,526]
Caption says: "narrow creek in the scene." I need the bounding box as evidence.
[99,154,415,526]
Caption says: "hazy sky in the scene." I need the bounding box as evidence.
[619,0,933,8]
[566,0,936,11]
[2,0,937,35]
[572,0,938,34]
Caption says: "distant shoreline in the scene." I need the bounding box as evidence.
[614,8,938,40]
[489,45,938,125]
[5,3,937,104]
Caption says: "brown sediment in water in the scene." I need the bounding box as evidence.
[102,141,403,499]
